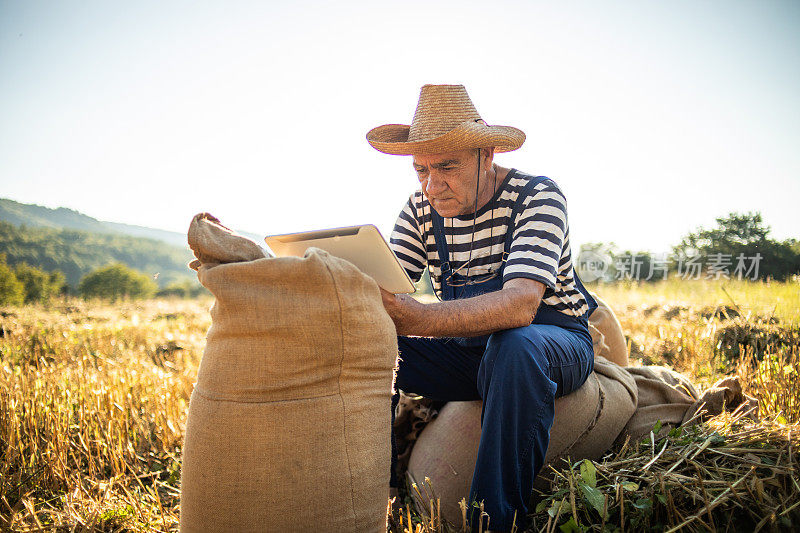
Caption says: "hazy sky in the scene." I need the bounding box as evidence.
[1,0,798,253]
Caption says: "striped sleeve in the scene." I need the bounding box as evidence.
[389,196,427,282]
[503,180,567,290]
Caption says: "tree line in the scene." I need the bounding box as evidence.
[0,221,194,288]
[0,256,206,305]
[0,220,211,304]
[578,212,800,283]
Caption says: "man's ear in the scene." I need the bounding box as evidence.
[482,147,495,171]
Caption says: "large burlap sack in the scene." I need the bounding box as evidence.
[618,367,758,442]
[406,357,637,524]
[588,293,629,367]
[180,214,397,533]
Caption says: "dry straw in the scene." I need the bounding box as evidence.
[2,280,798,532]
[529,409,799,532]
[387,410,799,532]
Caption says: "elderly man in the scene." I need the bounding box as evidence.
[367,84,597,531]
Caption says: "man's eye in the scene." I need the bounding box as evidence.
[441,167,454,171]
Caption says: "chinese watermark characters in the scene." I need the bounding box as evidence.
[577,251,763,282]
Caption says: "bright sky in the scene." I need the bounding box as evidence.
[1,0,798,253]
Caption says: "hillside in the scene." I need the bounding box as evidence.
[0,198,189,247]
[0,198,263,247]
[0,221,193,288]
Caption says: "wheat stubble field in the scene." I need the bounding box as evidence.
[1,280,798,532]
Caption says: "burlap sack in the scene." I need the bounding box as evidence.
[618,367,758,442]
[180,214,397,533]
[186,212,267,269]
[406,357,637,524]
[588,293,629,367]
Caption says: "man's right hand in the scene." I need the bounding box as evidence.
[378,278,545,339]
[379,288,424,336]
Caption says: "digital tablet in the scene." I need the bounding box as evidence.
[264,224,416,294]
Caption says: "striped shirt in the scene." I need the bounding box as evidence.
[390,169,590,318]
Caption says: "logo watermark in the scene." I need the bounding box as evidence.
[576,251,762,282]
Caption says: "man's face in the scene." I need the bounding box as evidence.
[413,149,491,218]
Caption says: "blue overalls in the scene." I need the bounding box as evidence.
[390,174,598,531]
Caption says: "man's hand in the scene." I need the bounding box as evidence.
[380,288,423,336]
[379,278,545,338]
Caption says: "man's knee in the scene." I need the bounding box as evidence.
[487,326,548,362]
[482,327,550,379]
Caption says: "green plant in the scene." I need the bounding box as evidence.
[78,263,157,301]
[0,258,24,306]
[13,262,65,303]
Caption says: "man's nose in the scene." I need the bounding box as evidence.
[426,171,447,196]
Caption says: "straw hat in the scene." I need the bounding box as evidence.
[367,84,525,156]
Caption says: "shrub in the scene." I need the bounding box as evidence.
[14,263,66,303]
[0,261,24,306]
[78,264,157,301]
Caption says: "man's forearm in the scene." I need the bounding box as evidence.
[382,278,545,337]
[405,291,533,337]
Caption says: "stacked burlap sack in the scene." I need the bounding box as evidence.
[404,295,757,525]
[180,214,397,533]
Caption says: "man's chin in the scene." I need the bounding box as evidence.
[432,208,460,218]
[430,200,463,218]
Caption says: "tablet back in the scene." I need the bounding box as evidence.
[265,224,416,294]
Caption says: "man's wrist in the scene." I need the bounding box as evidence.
[396,294,426,335]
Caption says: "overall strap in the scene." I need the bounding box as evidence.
[429,206,456,301]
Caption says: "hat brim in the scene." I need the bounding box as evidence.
[366,121,525,156]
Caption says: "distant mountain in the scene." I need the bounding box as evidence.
[0,198,112,234]
[101,220,188,248]
[0,198,263,248]
[0,220,193,288]
[0,198,272,288]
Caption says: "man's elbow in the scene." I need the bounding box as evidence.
[499,292,539,329]
[509,301,538,328]
[503,279,545,329]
